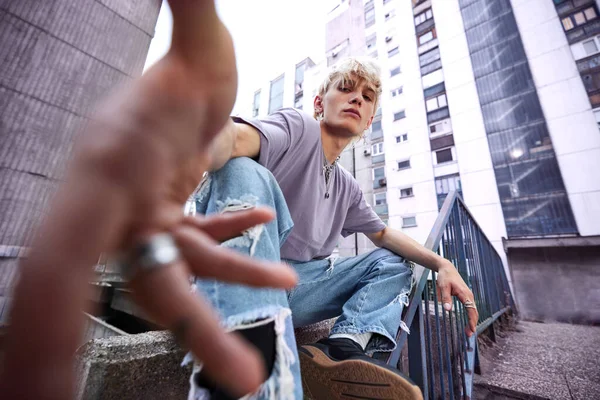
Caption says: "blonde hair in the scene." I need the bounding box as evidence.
[314,57,383,120]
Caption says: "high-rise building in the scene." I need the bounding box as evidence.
[246,0,600,297]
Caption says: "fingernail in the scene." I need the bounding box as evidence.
[444,303,452,311]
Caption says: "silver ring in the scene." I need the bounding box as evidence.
[119,233,180,278]
[464,299,477,309]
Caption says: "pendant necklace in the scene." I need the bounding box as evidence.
[323,155,340,199]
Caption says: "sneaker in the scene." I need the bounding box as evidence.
[299,337,423,400]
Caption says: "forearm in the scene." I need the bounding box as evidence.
[0,170,129,399]
[207,118,237,171]
[378,227,449,272]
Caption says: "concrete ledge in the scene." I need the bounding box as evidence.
[503,235,600,250]
[76,331,190,400]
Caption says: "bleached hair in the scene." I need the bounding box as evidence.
[314,57,382,120]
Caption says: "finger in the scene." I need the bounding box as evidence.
[182,207,275,242]
[439,283,453,312]
[173,225,297,288]
[129,260,266,397]
[457,290,479,337]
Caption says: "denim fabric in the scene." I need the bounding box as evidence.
[189,157,413,400]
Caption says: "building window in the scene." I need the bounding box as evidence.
[393,110,406,120]
[426,93,447,112]
[390,66,401,77]
[400,187,413,198]
[414,8,433,25]
[418,29,436,45]
[365,8,375,28]
[371,120,382,133]
[594,108,600,128]
[385,10,396,21]
[585,7,598,21]
[583,38,599,55]
[396,133,408,143]
[562,6,598,31]
[402,216,417,228]
[373,166,385,179]
[388,46,399,57]
[397,159,410,170]
[374,192,387,205]
[420,47,441,68]
[391,86,403,97]
[435,147,454,164]
[429,118,452,137]
[435,174,461,197]
[422,68,444,89]
[252,90,261,117]
[269,75,285,114]
[562,17,575,31]
[366,33,376,50]
[372,142,384,155]
[294,95,303,110]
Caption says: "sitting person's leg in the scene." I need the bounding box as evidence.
[287,248,422,399]
[189,157,301,400]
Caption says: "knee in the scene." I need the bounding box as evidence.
[215,157,269,180]
[369,248,411,271]
[210,157,278,195]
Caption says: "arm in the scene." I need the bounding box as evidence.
[0,1,294,398]
[207,119,261,170]
[367,227,447,272]
[367,227,478,337]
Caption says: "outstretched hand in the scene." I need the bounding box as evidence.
[130,208,296,395]
[0,1,296,399]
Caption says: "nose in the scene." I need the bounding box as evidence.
[350,93,362,106]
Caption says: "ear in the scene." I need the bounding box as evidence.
[365,113,375,130]
[313,95,323,116]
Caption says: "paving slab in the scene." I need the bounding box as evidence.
[474,321,600,400]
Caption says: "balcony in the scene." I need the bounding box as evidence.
[373,177,387,189]
[577,53,600,73]
[371,128,383,140]
[372,154,385,165]
[415,18,435,36]
[566,19,600,44]
[374,203,389,216]
[427,106,450,123]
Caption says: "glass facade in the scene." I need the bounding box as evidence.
[459,0,577,237]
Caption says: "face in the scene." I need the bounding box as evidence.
[314,75,376,137]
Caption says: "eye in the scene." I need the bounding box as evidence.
[340,86,351,92]
[363,95,373,102]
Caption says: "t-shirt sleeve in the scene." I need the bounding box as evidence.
[341,184,387,237]
[232,108,308,170]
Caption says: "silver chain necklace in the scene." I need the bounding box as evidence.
[323,156,340,199]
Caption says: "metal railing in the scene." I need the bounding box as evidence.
[384,190,515,399]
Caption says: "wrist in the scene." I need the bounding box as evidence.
[435,258,454,273]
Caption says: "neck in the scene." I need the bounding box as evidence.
[320,121,355,164]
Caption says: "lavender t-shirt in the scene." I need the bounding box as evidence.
[234,108,385,262]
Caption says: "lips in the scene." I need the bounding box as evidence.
[343,108,361,118]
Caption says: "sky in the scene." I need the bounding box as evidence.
[144,0,335,113]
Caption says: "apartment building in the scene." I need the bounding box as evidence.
[244,0,600,298]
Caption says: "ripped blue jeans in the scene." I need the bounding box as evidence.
[188,157,413,400]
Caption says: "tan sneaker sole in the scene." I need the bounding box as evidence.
[299,345,423,400]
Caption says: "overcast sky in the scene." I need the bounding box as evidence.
[145,0,334,113]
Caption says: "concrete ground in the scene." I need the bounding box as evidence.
[474,320,600,400]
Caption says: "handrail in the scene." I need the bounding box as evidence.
[384,190,516,399]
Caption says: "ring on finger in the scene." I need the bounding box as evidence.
[117,233,181,278]
[464,299,477,309]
